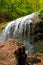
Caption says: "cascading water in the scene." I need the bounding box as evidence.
[0,12,39,55]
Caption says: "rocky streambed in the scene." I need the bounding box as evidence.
[0,38,43,65]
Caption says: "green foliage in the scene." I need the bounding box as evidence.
[0,0,43,21]
[38,9,43,19]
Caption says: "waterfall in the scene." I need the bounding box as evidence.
[0,12,39,55]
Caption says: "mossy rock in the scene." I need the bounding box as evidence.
[37,40,43,53]
[38,9,43,20]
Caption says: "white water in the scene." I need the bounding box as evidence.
[0,12,39,55]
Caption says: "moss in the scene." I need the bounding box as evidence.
[0,21,8,33]
[38,9,43,20]
[38,40,43,53]
[0,29,2,33]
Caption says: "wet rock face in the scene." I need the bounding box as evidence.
[0,38,27,65]
[23,21,43,44]
[31,22,43,43]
